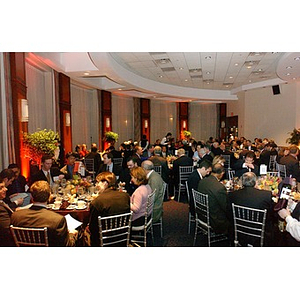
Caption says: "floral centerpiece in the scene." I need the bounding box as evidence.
[104,131,119,142]
[257,173,281,196]
[22,129,60,165]
[286,128,300,145]
[182,130,192,138]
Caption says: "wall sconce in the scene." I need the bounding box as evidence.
[65,112,71,127]
[144,119,148,129]
[106,117,110,128]
[21,99,29,122]
[183,120,187,129]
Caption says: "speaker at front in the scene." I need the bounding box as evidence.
[272,85,280,95]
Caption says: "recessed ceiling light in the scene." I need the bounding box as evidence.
[184,79,188,82]
[226,85,229,88]
[249,80,252,83]
[246,66,252,69]
[84,72,89,75]
[234,63,239,66]
[159,75,163,78]
[206,81,210,84]
[205,56,212,60]
[286,66,293,69]
[179,67,184,70]
[229,76,233,79]
[294,57,300,61]
[286,73,291,76]
[118,88,122,90]
[206,71,210,75]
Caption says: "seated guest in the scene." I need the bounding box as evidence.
[7,163,27,196]
[132,145,143,166]
[173,148,193,190]
[79,143,89,158]
[227,172,274,246]
[0,168,24,210]
[149,146,170,184]
[0,178,15,246]
[279,145,300,181]
[31,155,64,185]
[197,163,229,235]
[106,145,122,159]
[278,208,300,243]
[187,160,212,219]
[60,152,86,180]
[84,146,102,176]
[130,167,152,226]
[118,156,139,196]
[88,172,130,246]
[211,141,223,156]
[145,144,155,159]
[141,160,164,224]
[232,151,259,178]
[98,152,122,177]
[197,146,213,165]
[11,181,78,246]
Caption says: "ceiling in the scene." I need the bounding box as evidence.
[29,52,300,103]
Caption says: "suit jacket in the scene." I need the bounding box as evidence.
[187,169,203,216]
[118,168,136,196]
[97,163,122,177]
[30,167,62,186]
[232,159,259,178]
[173,155,193,186]
[149,156,170,183]
[84,152,102,176]
[11,205,75,246]
[280,155,300,181]
[0,200,15,246]
[89,189,130,246]
[227,187,274,246]
[197,175,229,234]
[148,171,164,223]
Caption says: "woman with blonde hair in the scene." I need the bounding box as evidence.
[130,167,152,226]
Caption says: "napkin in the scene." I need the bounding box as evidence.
[64,214,83,230]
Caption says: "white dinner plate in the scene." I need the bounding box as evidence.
[76,205,87,210]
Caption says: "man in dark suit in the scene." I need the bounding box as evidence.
[11,181,78,246]
[227,172,275,246]
[149,146,170,184]
[30,155,64,186]
[132,145,143,166]
[197,163,229,235]
[118,156,139,196]
[173,148,193,190]
[97,152,122,177]
[88,172,130,246]
[279,145,300,181]
[232,151,259,178]
[187,160,212,219]
[84,146,102,176]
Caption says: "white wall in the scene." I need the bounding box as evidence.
[227,82,300,146]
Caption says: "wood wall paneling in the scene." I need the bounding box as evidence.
[140,98,150,141]
[101,90,112,150]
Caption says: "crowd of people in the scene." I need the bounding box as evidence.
[1,132,300,246]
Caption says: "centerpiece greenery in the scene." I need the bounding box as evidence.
[22,129,60,165]
[286,128,300,145]
[104,131,119,142]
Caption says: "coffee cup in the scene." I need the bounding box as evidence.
[77,200,85,209]
[54,201,61,209]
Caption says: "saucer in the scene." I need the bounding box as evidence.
[76,205,87,210]
[66,205,76,210]
[52,206,60,210]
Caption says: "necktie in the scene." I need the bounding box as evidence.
[46,171,51,183]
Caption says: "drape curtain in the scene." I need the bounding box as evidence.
[111,94,134,148]
[150,100,177,144]
[189,103,217,141]
[0,53,12,170]
[71,85,99,150]
[26,62,55,133]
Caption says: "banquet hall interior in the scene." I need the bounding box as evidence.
[1,51,300,248]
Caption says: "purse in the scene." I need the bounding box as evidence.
[274,198,288,212]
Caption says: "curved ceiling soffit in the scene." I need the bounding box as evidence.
[88,52,238,101]
[276,52,300,82]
